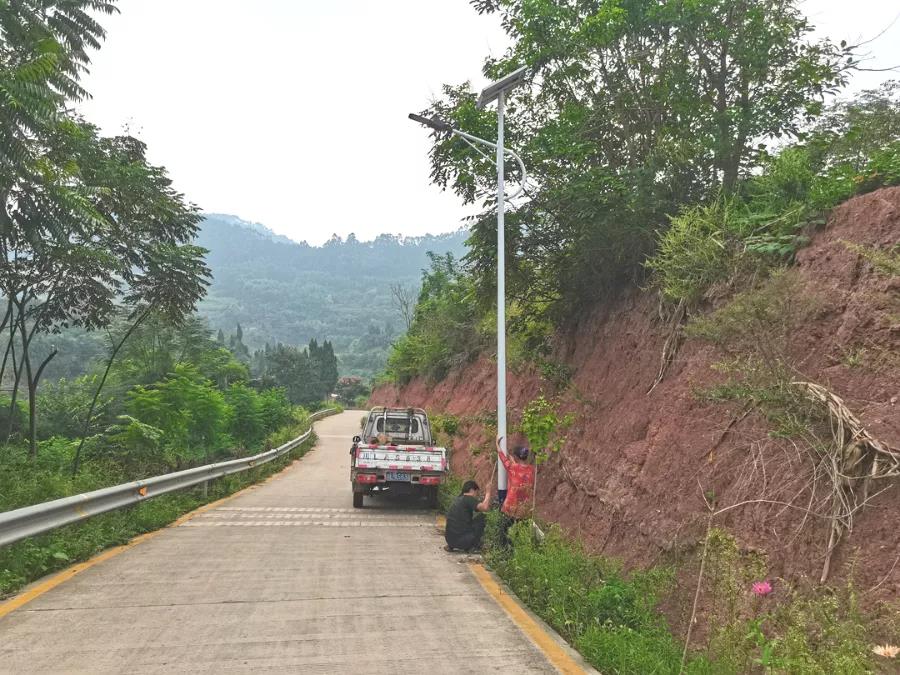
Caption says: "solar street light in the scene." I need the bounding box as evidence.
[409,66,529,505]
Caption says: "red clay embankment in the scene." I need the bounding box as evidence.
[372,186,900,605]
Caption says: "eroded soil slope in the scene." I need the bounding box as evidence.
[372,186,900,604]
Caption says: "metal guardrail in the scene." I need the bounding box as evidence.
[0,408,337,548]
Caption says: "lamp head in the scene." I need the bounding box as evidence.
[408,113,453,133]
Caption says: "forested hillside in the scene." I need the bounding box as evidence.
[195,214,469,378]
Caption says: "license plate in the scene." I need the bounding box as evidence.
[386,471,411,482]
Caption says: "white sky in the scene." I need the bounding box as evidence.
[79,1,900,246]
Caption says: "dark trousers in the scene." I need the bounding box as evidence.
[446,513,486,551]
[500,513,517,546]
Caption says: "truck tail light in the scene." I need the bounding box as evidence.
[356,473,377,484]
[419,476,441,486]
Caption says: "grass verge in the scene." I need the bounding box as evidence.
[477,518,896,674]
[485,519,710,674]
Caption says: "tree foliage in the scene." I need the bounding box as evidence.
[648,81,900,304]
[420,0,851,324]
[60,315,296,472]
[0,1,210,457]
[334,376,369,406]
[250,338,338,406]
[113,314,248,387]
[386,252,485,383]
[126,364,230,462]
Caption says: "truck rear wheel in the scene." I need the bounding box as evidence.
[353,492,364,509]
[426,486,439,510]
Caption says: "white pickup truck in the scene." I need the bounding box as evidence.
[350,407,448,508]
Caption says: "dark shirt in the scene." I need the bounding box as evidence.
[445,494,479,540]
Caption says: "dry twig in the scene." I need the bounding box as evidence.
[649,298,686,394]
[792,381,900,581]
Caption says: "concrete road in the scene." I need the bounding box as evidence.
[0,411,562,673]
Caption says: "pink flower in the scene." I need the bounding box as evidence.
[752,580,773,596]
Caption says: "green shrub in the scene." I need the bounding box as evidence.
[257,387,294,433]
[519,394,575,464]
[225,382,265,449]
[647,138,900,307]
[481,507,506,552]
[538,359,575,390]
[431,413,460,437]
[646,199,751,305]
[506,300,557,364]
[855,139,900,194]
[749,147,817,212]
[704,558,879,674]
[763,590,872,675]
[0,394,27,440]
[646,152,819,307]
[264,406,311,448]
[437,473,463,512]
[99,416,170,475]
[126,364,231,465]
[36,375,116,441]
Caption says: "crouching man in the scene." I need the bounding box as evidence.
[444,479,491,552]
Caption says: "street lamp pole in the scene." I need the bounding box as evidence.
[494,89,508,504]
[476,66,527,506]
[409,66,527,504]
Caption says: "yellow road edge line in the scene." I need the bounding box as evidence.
[468,562,591,675]
[0,433,319,621]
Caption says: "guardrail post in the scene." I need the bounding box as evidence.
[201,480,208,499]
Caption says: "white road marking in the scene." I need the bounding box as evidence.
[216,506,432,515]
[182,519,427,528]
[197,512,423,521]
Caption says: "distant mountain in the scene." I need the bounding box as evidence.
[195,214,469,380]
[203,213,296,245]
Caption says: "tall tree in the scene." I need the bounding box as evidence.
[423,0,852,320]
[390,282,416,330]
[265,343,313,404]
[0,2,211,458]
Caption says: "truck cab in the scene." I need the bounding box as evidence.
[350,407,448,508]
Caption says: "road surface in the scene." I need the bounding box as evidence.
[0,410,564,673]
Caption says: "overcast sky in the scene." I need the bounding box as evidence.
[79,1,900,246]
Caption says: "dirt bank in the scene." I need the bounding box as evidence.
[372,186,900,607]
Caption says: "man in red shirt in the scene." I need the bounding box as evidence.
[496,436,535,537]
